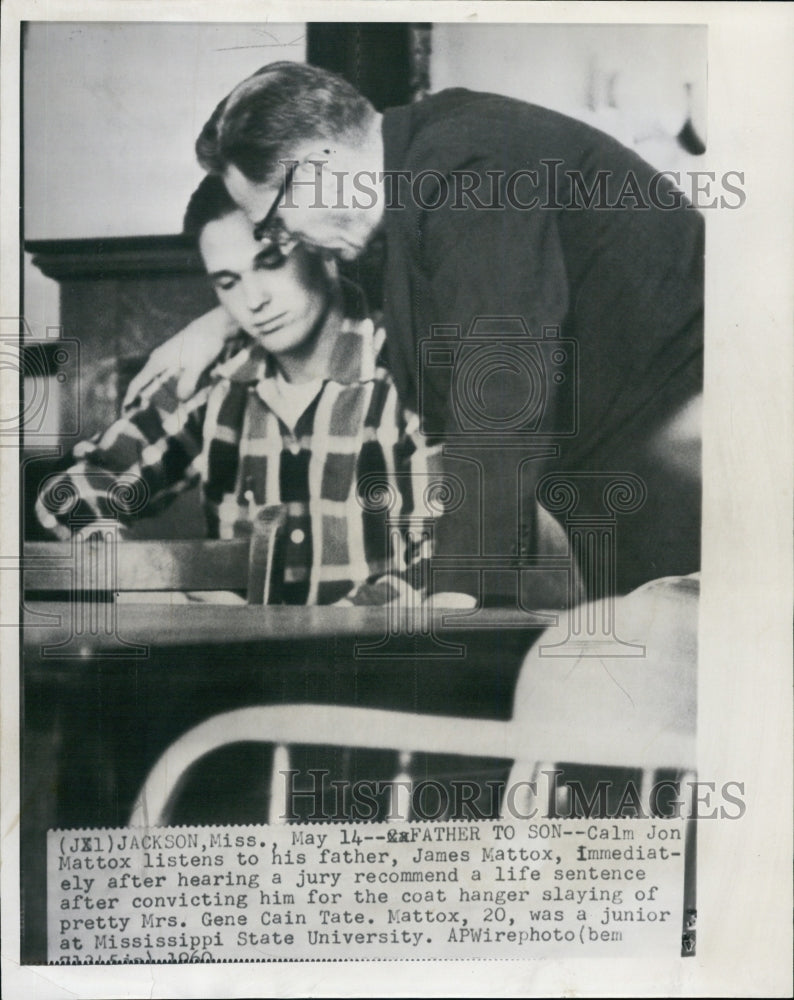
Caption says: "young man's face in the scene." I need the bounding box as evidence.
[199,209,330,359]
[224,162,379,263]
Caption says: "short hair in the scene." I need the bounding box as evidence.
[196,61,376,184]
[182,174,239,241]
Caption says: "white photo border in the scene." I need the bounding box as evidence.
[1,2,792,997]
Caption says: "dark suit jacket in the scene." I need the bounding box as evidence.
[370,89,704,599]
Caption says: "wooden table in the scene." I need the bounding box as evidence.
[21,602,551,961]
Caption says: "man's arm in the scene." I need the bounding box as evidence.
[417,166,570,428]
[37,378,210,538]
[408,190,571,602]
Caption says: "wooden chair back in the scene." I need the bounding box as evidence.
[129,575,698,826]
[22,505,286,604]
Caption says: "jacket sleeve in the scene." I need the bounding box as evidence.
[36,377,210,539]
[407,186,570,600]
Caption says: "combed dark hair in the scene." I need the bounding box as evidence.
[182,174,239,240]
[196,61,376,183]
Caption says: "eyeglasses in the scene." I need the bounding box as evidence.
[253,161,298,244]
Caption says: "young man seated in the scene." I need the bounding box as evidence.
[36,175,442,606]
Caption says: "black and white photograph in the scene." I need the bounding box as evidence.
[1,3,791,998]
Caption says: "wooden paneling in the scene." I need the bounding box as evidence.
[24,236,218,538]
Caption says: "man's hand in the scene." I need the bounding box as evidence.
[650,392,702,482]
[122,306,237,409]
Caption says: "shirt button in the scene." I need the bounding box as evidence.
[290,528,305,546]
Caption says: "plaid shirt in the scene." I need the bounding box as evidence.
[37,316,444,605]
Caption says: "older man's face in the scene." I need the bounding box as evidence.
[224,162,380,262]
